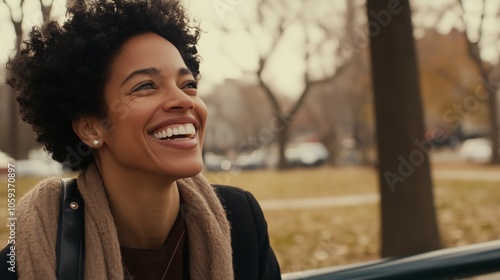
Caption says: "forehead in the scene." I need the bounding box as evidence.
[108,33,188,80]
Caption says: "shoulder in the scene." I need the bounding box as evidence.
[17,177,61,219]
[213,185,256,206]
[213,185,267,232]
[212,185,282,280]
[212,184,247,198]
[18,177,61,207]
[212,185,261,211]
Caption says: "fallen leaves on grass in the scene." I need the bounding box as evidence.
[261,178,500,273]
[266,205,379,273]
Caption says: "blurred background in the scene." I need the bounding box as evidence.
[1,0,500,275]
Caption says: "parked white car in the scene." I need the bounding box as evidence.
[459,138,493,163]
[285,142,329,167]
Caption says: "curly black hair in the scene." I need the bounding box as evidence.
[6,0,201,171]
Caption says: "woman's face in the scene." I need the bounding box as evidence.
[98,32,207,180]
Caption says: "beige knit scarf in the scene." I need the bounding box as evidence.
[16,163,234,279]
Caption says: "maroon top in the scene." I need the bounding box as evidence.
[121,209,186,280]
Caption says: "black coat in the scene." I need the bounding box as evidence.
[0,184,281,279]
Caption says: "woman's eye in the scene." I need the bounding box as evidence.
[184,81,198,89]
[132,81,156,92]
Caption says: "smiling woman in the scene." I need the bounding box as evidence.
[0,0,280,279]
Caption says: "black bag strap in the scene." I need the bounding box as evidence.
[56,178,85,280]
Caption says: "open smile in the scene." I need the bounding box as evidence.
[151,123,196,140]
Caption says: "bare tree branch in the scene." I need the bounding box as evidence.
[458,0,488,78]
[2,0,24,53]
[478,0,486,44]
[39,0,55,23]
[303,23,310,85]
[254,1,294,114]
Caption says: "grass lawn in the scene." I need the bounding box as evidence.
[203,165,379,199]
[1,164,499,273]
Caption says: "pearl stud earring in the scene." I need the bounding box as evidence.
[92,140,100,147]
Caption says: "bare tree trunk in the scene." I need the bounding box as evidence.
[367,0,440,257]
[277,125,289,169]
[488,88,500,163]
[480,70,500,164]
[468,47,499,164]
[325,138,338,166]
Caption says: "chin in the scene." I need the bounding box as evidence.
[163,160,204,180]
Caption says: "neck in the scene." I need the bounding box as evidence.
[95,160,180,250]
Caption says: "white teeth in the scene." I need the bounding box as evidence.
[152,123,196,139]
[179,126,186,135]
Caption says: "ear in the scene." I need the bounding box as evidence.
[72,116,105,148]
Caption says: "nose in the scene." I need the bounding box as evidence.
[161,86,195,112]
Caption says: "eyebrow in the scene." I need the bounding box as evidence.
[121,68,160,86]
[121,67,194,86]
[178,67,193,76]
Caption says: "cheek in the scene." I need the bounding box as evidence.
[105,102,154,139]
[107,98,132,121]
[196,99,208,125]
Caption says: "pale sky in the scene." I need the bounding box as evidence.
[0,0,498,97]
